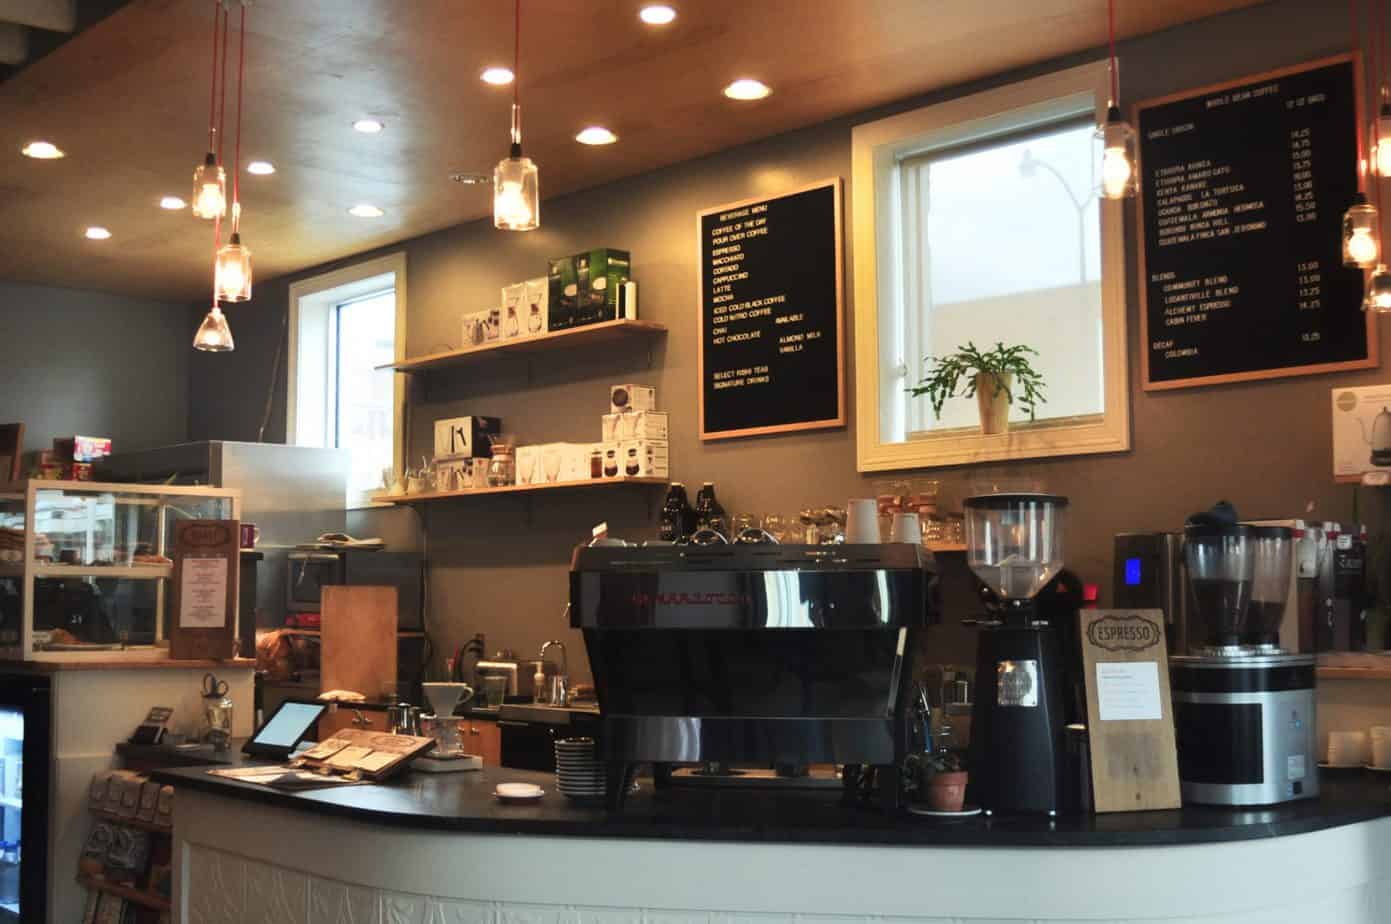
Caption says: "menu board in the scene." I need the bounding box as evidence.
[1137,55,1377,390]
[698,179,844,440]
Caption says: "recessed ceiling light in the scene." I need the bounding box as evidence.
[450,172,490,185]
[353,119,384,134]
[159,196,187,210]
[347,204,384,218]
[84,226,111,240]
[575,126,618,145]
[639,4,677,25]
[480,66,515,86]
[21,141,64,159]
[723,78,772,101]
[247,160,276,175]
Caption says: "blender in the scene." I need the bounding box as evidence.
[1170,518,1318,805]
[964,493,1071,815]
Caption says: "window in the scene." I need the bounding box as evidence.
[287,253,406,506]
[852,63,1129,471]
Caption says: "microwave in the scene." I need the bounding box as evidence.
[285,549,422,630]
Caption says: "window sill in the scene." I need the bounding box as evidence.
[858,414,1129,471]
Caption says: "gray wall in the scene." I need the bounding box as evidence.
[188,0,1391,684]
[0,280,189,457]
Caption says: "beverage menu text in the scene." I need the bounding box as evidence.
[1138,57,1374,389]
[698,181,844,439]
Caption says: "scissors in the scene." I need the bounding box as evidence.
[202,673,229,699]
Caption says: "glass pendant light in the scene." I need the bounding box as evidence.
[1366,264,1391,311]
[192,4,227,220]
[215,232,252,301]
[1372,96,1391,177]
[193,304,235,352]
[1344,194,1380,268]
[494,0,539,231]
[1096,0,1137,200]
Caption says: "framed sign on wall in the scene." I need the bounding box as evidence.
[697,179,845,440]
[1136,54,1376,391]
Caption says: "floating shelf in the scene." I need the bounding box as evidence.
[925,543,966,553]
[0,564,172,580]
[380,319,668,374]
[77,875,171,912]
[1316,666,1391,681]
[372,476,668,504]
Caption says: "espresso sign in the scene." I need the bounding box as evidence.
[1137,55,1376,390]
[698,179,845,440]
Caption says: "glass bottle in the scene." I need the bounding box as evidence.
[659,483,695,542]
[487,442,516,487]
[625,447,641,477]
[603,449,619,478]
[695,483,729,539]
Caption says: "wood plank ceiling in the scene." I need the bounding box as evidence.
[0,0,1261,302]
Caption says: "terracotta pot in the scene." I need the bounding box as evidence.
[975,372,1013,435]
[924,770,968,812]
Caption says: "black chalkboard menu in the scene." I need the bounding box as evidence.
[1136,55,1377,390]
[698,179,845,440]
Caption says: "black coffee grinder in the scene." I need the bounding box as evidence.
[966,493,1071,815]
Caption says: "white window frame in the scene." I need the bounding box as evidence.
[851,62,1130,472]
[285,252,408,507]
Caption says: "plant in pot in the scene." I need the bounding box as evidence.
[911,341,1046,435]
[919,751,968,812]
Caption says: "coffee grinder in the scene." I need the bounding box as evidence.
[1170,519,1318,805]
[965,493,1071,815]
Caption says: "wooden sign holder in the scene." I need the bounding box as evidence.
[168,520,239,661]
[1079,609,1182,813]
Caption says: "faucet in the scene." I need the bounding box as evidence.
[540,640,568,706]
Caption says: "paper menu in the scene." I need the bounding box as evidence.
[1095,661,1163,722]
[353,751,400,773]
[300,738,351,761]
[327,746,374,770]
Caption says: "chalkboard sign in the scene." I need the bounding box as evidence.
[1136,55,1377,390]
[698,179,845,440]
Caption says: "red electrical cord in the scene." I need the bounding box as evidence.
[206,0,220,152]
[217,4,229,168]
[232,4,245,231]
[1107,0,1118,106]
[514,0,520,112]
[1354,0,1367,190]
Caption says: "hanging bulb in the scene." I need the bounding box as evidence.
[494,104,539,230]
[1366,264,1391,312]
[1343,194,1380,268]
[192,153,226,220]
[1374,91,1391,177]
[1096,106,1137,200]
[193,304,235,352]
[215,232,252,302]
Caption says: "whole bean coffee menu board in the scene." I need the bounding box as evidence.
[698,179,845,439]
[1137,55,1377,390]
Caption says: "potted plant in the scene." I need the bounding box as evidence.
[920,752,968,812]
[910,341,1046,435]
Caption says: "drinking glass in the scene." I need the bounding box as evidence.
[543,449,562,483]
[518,452,536,486]
[761,514,788,543]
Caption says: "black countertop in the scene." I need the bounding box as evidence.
[151,761,1391,848]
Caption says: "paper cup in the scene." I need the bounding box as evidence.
[846,499,880,544]
[890,512,922,545]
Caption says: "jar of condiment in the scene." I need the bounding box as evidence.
[487,443,516,487]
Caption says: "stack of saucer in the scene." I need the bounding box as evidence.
[555,737,605,802]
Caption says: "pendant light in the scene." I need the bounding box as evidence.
[1095,0,1137,200]
[1346,0,1381,268]
[193,304,235,351]
[493,0,539,231]
[215,4,252,302]
[1369,0,1391,308]
[192,3,227,220]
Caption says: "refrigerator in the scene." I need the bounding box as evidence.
[0,673,51,922]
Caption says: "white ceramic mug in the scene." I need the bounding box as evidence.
[1327,729,1370,766]
[890,512,922,545]
[1370,726,1391,769]
[846,499,880,544]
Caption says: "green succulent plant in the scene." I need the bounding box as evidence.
[910,341,1047,421]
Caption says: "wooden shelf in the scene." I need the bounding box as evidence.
[77,876,171,912]
[278,628,425,638]
[925,543,966,553]
[0,563,172,580]
[372,476,668,504]
[380,319,667,373]
[1317,666,1391,681]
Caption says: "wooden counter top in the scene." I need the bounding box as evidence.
[0,657,255,673]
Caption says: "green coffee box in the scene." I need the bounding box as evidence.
[547,256,579,330]
[577,248,631,326]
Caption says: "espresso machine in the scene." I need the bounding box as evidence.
[569,541,939,810]
[1170,518,1318,805]
[965,493,1072,815]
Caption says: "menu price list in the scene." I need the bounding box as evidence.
[1139,59,1368,387]
[699,182,842,436]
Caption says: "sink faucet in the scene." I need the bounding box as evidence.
[540,640,568,706]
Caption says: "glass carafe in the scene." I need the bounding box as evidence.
[1184,524,1253,650]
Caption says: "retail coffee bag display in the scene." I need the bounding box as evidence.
[577,248,631,326]
[1332,386,1391,479]
[501,284,526,340]
[461,311,490,348]
[610,384,656,415]
[618,439,669,478]
[434,416,502,460]
[524,277,549,336]
[547,256,579,331]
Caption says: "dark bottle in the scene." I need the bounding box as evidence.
[694,482,729,539]
[659,483,696,542]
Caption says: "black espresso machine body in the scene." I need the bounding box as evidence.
[570,543,939,809]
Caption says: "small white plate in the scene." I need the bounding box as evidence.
[495,783,545,803]
[907,804,983,818]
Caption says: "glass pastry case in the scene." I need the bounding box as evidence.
[0,480,240,660]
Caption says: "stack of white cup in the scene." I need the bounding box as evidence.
[846,499,923,545]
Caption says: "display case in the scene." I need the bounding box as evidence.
[0,481,240,660]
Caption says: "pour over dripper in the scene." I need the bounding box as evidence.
[422,682,475,717]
